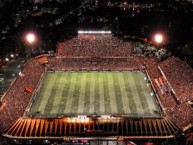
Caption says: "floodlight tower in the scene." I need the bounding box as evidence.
[26,33,36,57]
[154,34,163,49]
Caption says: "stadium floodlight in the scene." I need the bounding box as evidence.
[154,33,164,49]
[154,34,163,44]
[26,33,35,44]
[25,33,37,57]
[78,30,112,34]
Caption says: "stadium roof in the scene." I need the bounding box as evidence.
[3,117,179,140]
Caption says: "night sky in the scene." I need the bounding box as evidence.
[0,0,193,65]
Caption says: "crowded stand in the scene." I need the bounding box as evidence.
[47,57,145,71]
[159,56,193,103]
[157,56,193,128]
[56,34,132,58]
[0,33,193,144]
[0,58,45,133]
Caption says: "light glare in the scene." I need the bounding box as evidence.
[155,34,163,43]
[26,33,35,44]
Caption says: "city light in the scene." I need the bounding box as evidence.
[10,54,14,58]
[5,58,9,61]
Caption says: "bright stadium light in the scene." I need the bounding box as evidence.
[26,33,35,44]
[154,34,163,44]
[25,32,37,57]
[154,33,164,49]
[78,30,112,34]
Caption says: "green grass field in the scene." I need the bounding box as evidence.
[30,71,160,117]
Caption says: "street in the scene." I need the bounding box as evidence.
[0,57,27,97]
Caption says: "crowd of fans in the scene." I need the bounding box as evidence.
[0,58,45,133]
[56,34,132,58]
[157,56,193,128]
[47,57,146,71]
[0,34,193,144]
[159,56,193,102]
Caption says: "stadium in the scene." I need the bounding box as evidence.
[0,31,193,145]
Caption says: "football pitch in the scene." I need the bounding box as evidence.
[30,71,160,117]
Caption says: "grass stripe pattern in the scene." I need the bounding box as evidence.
[30,71,160,118]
